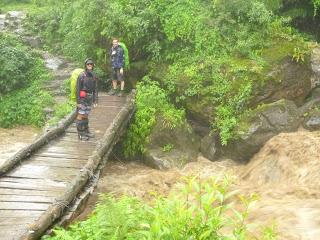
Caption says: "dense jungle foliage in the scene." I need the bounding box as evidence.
[0,33,53,127]
[14,0,316,153]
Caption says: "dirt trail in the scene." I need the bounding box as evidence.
[75,131,320,240]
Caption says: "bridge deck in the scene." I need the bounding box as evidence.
[0,93,127,239]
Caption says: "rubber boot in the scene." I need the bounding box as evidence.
[76,119,89,141]
[84,120,95,138]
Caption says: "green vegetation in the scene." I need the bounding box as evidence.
[0,0,37,13]
[47,101,75,126]
[1,0,317,143]
[43,176,277,240]
[0,33,54,128]
[0,33,36,94]
[23,0,313,147]
[124,77,185,157]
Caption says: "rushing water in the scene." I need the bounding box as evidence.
[73,130,320,240]
[0,126,40,167]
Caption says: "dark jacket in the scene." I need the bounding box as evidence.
[76,70,98,104]
[110,45,124,69]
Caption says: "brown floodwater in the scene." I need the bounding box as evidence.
[2,125,320,239]
[75,130,320,240]
[0,126,40,167]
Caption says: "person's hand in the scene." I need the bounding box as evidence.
[120,68,124,75]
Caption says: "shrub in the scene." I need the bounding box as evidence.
[124,77,185,157]
[0,33,36,94]
[43,176,277,240]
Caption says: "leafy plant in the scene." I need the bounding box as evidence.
[162,143,174,152]
[292,47,307,62]
[43,176,277,240]
[124,77,185,157]
[0,33,36,94]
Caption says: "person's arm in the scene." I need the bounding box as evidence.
[93,75,98,105]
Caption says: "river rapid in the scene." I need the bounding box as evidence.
[73,130,320,240]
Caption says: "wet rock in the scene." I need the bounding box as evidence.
[303,114,320,130]
[43,107,54,115]
[22,36,42,48]
[43,55,64,71]
[144,152,175,170]
[252,56,312,107]
[6,11,26,20]
[0,14,5,30]
[222,99,301,162]
[144,121,200,169]
[311,47,320,88]
[200,133,219,161]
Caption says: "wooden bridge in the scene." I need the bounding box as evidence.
[0,92,135,240]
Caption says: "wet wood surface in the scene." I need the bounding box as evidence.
[0,93,128,240]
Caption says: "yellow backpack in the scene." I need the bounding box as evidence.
[70,68,84,102]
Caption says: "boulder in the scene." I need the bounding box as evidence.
[144,121,200,169]
[252,56,312,107]
[221,99,301,162]
[22,36,42,48]
[200,133,219,161]
[311,47,320,88]
[303,113,320,131]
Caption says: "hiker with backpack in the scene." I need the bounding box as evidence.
[109,38,126,97]
[76,58,98,141]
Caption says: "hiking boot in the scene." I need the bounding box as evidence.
[85,131,95,138]
[117,90,124,97]
[108,89,116,95]
[78,133,89,141]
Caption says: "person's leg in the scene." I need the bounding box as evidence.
[76,114,89,141]
[109,68,118,95]
[117,69,125,97]
[120,81,125,91]
[84,101,94,138]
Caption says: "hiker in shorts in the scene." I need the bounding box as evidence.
[109,38,125,97]
[76,58,98,141]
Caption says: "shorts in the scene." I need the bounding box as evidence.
[112,68,124,81]
[77,94,93,115]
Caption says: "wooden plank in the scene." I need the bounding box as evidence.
[34,152,89,159]
[56,138,96,144]
[0,188,62,197]
[0,202,50,210]
[0,177,66,186]
[27,157,87,168]
[37,148,93,156]
[55,138,96,145]
[0,181,65,192]
[5,165,78,182]
[0,218,36,226]
[0,209,44,218]
[0,228,26,240]
[40,145,94,152]
[0,195,55,203]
